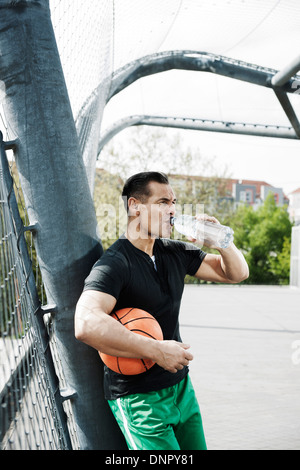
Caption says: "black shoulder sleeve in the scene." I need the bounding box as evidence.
[161,238,207,276]
[184,242,207,276]
[83,251,129,300]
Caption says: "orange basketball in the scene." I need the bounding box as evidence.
[99,308,163,375]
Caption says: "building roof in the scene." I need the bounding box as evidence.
[290,187,300,195]
[169,174,289,201]
[227,179,272,195]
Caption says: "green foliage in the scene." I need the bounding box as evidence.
[230,193,292,285]
[94,169,126,251]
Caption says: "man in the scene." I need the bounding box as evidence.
[75,171,249,450]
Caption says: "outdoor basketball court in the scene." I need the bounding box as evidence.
[180,284,300,450]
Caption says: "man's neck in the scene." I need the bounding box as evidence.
[125,229,156,257]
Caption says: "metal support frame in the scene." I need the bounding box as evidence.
[98,115,298,155]
[271,55,300,138]
[107,50,300,101]
[76,50,282,129]
[78,50,300,156]
[273,90,300,138]
[271,55,300,88]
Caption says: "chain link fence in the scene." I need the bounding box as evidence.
[0,125,78,449]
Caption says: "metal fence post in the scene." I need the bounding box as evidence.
[0,134,72,449]
[0,0,126,449]
[290,226,300,288]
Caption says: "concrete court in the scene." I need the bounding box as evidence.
[179,284,300,451]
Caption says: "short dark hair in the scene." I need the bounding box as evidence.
[122,171,169,211]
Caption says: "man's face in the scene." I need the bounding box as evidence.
[137,182,176,239]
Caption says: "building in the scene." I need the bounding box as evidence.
[168,174,289,210]
[229,179,288,209]
[288,188,300,225]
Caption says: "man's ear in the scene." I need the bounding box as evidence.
[128,197,140,216]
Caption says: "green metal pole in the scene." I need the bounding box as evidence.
[0,0,126,450]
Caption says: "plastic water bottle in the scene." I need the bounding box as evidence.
[171,215,234,249]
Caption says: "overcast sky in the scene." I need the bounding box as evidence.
[50,0,300,195]
[101,68,300,196]
[96,0,300,195]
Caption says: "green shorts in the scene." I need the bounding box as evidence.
[108,375,207,451]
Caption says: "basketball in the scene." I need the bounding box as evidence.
[99,308,163,375]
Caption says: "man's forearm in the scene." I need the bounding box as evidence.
[219,243,249,283]
[74,293,193,373]
[75,302,156,359]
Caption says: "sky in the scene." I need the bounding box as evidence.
[100,122,300,196]
[180,129,300,195]
[2,0,300,196]
[101,69,300,197]
[97,0,300,197]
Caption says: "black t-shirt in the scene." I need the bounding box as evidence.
[83,236,207,400]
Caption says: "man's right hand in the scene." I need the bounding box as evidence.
[153,340,193,373]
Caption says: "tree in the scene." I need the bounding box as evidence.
[93,168,126,251]
[231,193,292,285]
